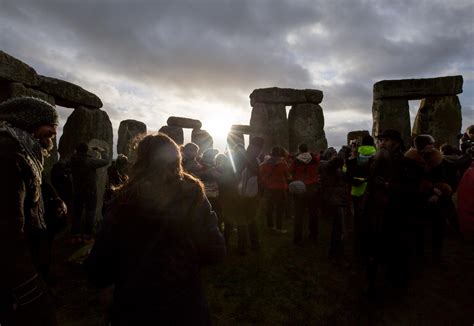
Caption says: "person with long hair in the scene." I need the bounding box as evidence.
[86,133,226,325]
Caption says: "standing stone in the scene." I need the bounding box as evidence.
[37,75,103,109]
[159,125,184,145]
[117,119,147,157]
[58,106,113,160]
[412,95,462,147]
[347,130,370,145]
[288,103,327,153]
[250,87,323,106]
[372,99,411,147]
[191,129,213,154]
[167,116,202,129]
[88,139,111,229]
[250,103,289,154]
[0,82,55,105]
[231,124,252,134]
[226,132,245,150]
[373,76,463,100]
[0,50,40,87]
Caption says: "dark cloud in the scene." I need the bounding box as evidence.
[0,0,472,149]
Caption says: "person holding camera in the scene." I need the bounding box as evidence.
[70,142,109,243]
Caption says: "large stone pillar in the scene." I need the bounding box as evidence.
[58,106,113,159]
[191,129,213,154]
[288,103,327,153]
[347,130,370,145]
[412,95,462,147]
[372,99,411,147]
[250,103,288,154]
[58,106,113,228]
[159,125,184,145]
[117,119,147,157]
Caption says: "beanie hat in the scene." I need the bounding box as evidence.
[414,134,435,151]
[0,97,59,131]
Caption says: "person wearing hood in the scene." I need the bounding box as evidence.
[405,135,459,265]
[290,143,321,245]
[0,97,60,325]
[260,146,290,233]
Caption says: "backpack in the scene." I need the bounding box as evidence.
[238,167,258,198]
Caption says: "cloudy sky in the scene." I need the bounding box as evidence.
[1,0,473,152]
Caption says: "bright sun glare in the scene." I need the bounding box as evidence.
[201,116,233,151]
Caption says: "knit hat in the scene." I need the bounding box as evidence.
[0,97,59,131]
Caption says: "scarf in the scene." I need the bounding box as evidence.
[0,121,44,190]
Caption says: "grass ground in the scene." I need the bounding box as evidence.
[51,202,474,325]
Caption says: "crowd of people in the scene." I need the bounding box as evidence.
[1,96,473,325]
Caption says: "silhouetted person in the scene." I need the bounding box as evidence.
[363,129,421,298]
[291,143,321,245]
[86,133,225,325]
[0,97,60,325]
[70,142,109,242]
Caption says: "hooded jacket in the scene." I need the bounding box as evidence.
[259,157,290,190]
[290,152,320,185]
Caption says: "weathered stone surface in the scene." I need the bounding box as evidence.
[230,124,252,134]
[191,129,213,154]
[372,99,411,147]
[0,82,55,105]
[288,103,327,153]
[117,119,147,157]
[0,50,40,87]
[250,103,289,154]
[250,87,323,106]
[167,116,202,129]
[159,125,184,145]
[58,106,113,160]
[412,95,462,147]
[374,75,463,100]
[226,132,245,150]
[88,139,111,228]
[347,130,370,145]
[37,75,103,109]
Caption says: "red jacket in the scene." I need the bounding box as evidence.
[290,152,320,185]
[259,157,290,190]
[458,161,474,239]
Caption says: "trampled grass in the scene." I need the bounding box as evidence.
[53,200,474,325]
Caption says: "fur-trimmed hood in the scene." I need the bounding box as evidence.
[404,147,443,171]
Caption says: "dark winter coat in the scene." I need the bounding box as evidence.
[86,176,226,325]
[0,135,56,325]
[364,150,423,235]
[70,151,109,193]
[320,162,350,207]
